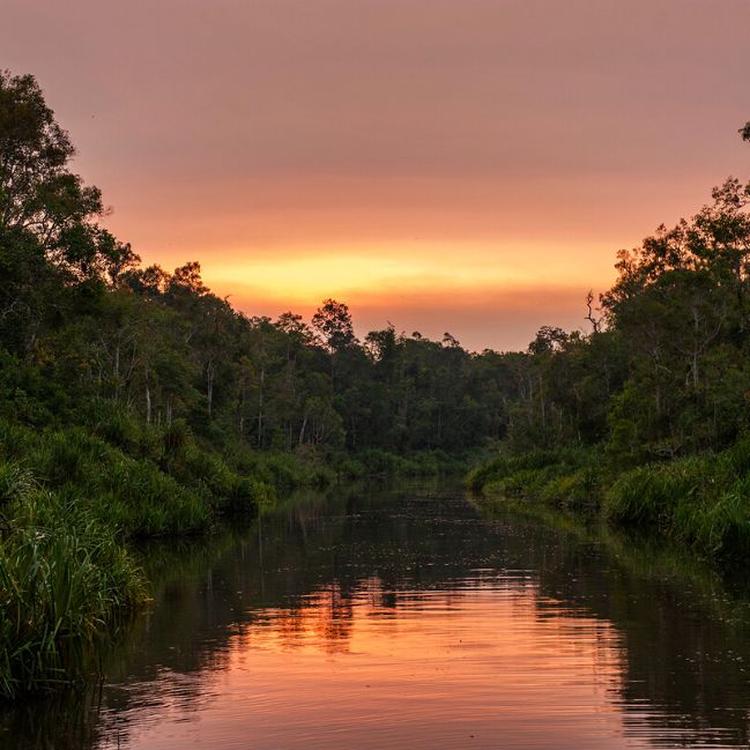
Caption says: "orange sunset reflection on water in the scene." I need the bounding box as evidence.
[15,485,749,750]
[110,573,637,750]
[104,577,638,750]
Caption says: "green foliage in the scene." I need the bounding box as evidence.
[350,448,464,477]
[538,468,600,507]
[467,114,750,560]
[229,447,335,492]
[467,448,602,509]
[7,425,208,537]
[0,70,546,469]
[472,440,750,560]
[0,462,35,505]
[0,475,147,700]
[605,448,750,558]
[0,411,341,699]
[2,71,750,469]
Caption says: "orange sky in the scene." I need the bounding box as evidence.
[3,0,749,349]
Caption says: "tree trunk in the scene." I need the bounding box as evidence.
[145,381,152,424]
[206,361,215,417]
[114,343,121,400]
[257,366,265,447]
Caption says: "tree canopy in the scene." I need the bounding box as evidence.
[2,71,750,466]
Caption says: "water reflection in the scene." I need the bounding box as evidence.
[3,483,750,749]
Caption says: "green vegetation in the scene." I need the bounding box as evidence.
[466,448,601,507]
[0,71,477,699]
[0,463,146,699]
[604,442,750,558]
[469,127,750,560]
[469,442,750,561]
[332,448,468,479]
[0,413,330,699]
[1,66,749,696]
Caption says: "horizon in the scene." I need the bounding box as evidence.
[6,4,750,746]
[3,0,749,350]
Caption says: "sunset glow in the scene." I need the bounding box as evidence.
[206,241,601,302]
[3,0,749,349]
[5,3,750,747]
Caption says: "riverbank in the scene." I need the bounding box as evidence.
[0,414,288,700]
[467,442,750,563]
[6,480,750,750]
[0,408,466,701]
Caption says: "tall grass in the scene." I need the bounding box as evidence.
[605,444,750,558]
[466,448,601,509]
[469,439,750,560]
[0,474,146,700]
[229,446,335,491]
[18,427,211,537]
[0,407,342,699]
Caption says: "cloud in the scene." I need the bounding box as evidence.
[3,0,748,350]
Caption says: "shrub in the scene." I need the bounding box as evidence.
[0,484,147,699]
[467,448,601,506]
[604,452,750,559]
[604,457,712,527]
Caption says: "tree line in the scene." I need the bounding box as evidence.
[467,124,750,562]
[2,69,750,468]
[0,70,517,458]
[3,69,750,698]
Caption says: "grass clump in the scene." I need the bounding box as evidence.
[222,447,325,496]
[0,471,146,700]
[470,438,750,561]
[19,426,211,537]
[0,410,335,700]
[604,450,750,559]
[467,448,601,509]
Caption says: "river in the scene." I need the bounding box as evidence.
[4,481,750,749]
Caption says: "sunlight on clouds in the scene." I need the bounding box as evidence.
[204,242,605,306]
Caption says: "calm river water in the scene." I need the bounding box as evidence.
[4,482,750,749]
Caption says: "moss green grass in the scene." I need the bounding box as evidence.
[468,441,750,562]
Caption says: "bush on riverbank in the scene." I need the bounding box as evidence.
[0,410,340,700]
[333,448,468,480]
[0,410,336,532]
[605,441,750,558]
[1,420,210,537]
[466,448,602,509]
[0,465,147,700]
[469,440,750,560]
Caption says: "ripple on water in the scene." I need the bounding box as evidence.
[3,486,750,750]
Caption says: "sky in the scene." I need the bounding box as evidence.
[3,0,749,351]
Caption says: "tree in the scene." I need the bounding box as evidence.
[311,299,356,352]
[0,71,107,280]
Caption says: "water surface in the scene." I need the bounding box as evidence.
[4,483,750,749]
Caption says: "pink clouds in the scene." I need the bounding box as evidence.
[3,0,748,349]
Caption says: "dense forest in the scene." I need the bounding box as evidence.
[0,75,515,460]
[1,68,750,699]
[471,124,750,561]
[5,70,747,470]
[0,70,508,699]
